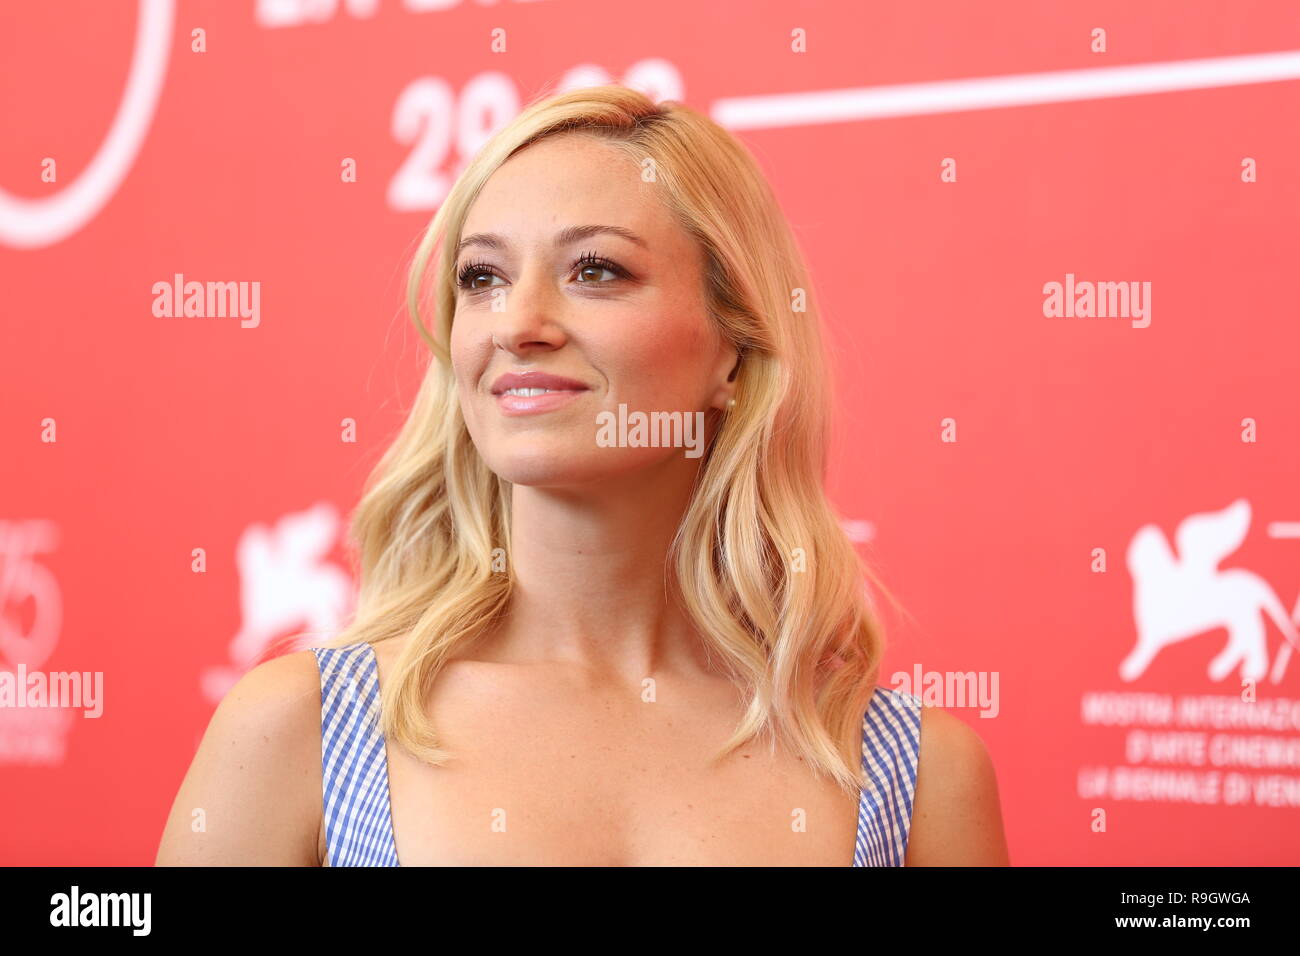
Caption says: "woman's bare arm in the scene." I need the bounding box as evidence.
[905,704,1011,865]
[155,650,324,866]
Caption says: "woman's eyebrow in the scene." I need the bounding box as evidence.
[456,224,647,256]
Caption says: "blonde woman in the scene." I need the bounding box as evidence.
[158,85,1009,867]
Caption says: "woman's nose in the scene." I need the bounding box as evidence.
[490,265,568,354]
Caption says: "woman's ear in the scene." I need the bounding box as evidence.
[708,345,741,411]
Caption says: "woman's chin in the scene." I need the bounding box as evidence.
[487,449,670,489]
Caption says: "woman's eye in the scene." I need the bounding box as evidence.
[460,269,502,290]
[579,264,618,282]
[575,262,620,283]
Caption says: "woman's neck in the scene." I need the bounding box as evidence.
[486,455,712,679]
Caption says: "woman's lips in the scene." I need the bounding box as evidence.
[490,370,591,416]
[495,387,588,416]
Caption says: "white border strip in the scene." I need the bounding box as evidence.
[712,50,1300,129]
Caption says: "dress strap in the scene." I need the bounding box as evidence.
[854,687,923,866]
[311,643,400,867]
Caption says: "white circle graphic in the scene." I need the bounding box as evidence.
[0,0,174,248]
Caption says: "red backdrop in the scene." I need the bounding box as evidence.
[2,0,1298,865]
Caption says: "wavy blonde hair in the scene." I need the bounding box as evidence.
[317,84,903,794]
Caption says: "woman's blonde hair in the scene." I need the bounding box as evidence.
[318,83,903,794]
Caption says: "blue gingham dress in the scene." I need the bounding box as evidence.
[311,642,922,866]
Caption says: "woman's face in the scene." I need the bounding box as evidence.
[450,133,738,488]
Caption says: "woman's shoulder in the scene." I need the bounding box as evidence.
[198,648,325,756]
[864,684,994,758]
[212,646,337,728]
[204,648,327,778]
[897,697,1010,865]
[155,649,325,865]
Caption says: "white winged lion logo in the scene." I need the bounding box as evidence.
[1121,498,1300,684]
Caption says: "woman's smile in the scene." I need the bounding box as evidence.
[490,369,592,416]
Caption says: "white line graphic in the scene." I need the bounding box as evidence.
[712,50,1300,129]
